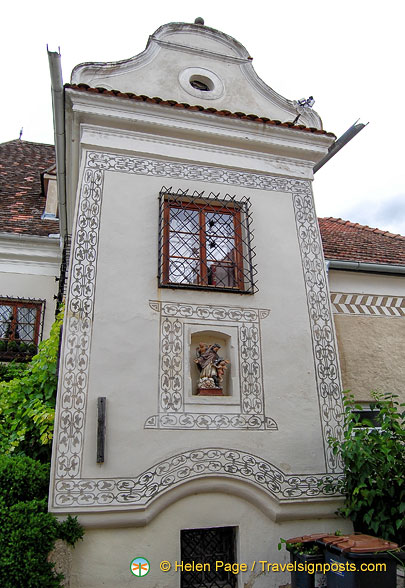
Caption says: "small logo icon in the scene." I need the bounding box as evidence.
[130,557,150,577]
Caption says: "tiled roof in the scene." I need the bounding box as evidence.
[319,217,405,267]
[65,83,336,137]
[0,139,59,236]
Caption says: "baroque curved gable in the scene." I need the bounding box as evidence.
[71,22,322,129]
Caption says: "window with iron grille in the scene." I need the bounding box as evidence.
[0,298,44,361]
[181,527,237,588]
[353,405,382,431]
[159,188,257,293]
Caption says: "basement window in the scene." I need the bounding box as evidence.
[180,527,237,588]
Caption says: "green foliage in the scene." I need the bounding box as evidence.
[328,391,405,544]
[58,514,85,546]
[0,309,63,461]
[0,314,85,587]
[0,497,62,587]
[278,538,321,555]
[0,454,84,588]
[0,453,50,506]
[0,361,28,382]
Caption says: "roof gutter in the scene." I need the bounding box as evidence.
[48,48,67,239]
[314,120,368,174]
[327,259,405,275]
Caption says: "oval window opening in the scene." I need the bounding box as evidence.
[189,75,214,92]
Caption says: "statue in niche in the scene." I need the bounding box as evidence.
[194,342,230,395]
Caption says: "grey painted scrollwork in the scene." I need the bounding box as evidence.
[53,448,343,507]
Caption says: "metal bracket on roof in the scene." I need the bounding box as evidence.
[314,120,368,173]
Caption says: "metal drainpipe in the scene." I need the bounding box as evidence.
[47,49,67,240]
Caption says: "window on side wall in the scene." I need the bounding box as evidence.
[353,403,382,432]
[0,298,44,361]
[159,188,257,293]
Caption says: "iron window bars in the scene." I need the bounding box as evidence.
[0,297,45,361]
[181,526,237,588]
[158,188,257,293]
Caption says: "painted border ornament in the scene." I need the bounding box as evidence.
[54,448,343,507]
[144,301,276,430]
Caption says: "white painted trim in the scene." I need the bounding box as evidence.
[153,38,250,65]
[67,90,332,159]
[0,233,61,276]
[178,67,224,100]
[79,124,316,182]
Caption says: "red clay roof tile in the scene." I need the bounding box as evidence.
[64,83,336,137]
[318,217,405,266]
[0,139,59,237]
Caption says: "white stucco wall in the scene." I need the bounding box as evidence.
[69,492,351,588]
[0,234,61,340]
[76,171,324,479]
[51,132,342,520]
[328,269,405,296]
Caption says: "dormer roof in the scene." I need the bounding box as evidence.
[0,139,58,236]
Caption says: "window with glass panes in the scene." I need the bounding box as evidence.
[0,299,43,357]
[159,190,256,293]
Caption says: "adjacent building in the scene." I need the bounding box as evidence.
[320,217,405,405]
[0,139,61,361]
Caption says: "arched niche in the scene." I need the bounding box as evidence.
[191,331,230,395]
[184,326,240,406]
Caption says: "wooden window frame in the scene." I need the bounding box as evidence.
[161,197,247,292]
[0,298,44,360]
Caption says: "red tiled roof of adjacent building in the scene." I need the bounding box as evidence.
[65,83,336,137]
[318,217,405,266]
[0,139,59,236]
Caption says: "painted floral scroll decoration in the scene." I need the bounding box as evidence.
[194,342,230,396]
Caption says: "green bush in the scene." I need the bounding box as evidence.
[0,454,83,588]
[328,392,404,544]
[0,498,62,587]
[0,309,63,461]
[0,453,49,506]
[0,361,28,383]
[0,312,85,587]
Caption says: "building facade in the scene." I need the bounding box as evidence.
[2,19,404,588]
[49,21,347,588]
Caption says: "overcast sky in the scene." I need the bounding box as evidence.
[2,1,404,235]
